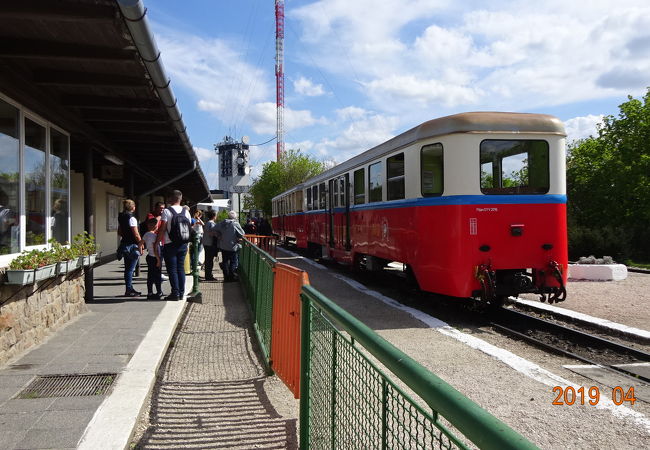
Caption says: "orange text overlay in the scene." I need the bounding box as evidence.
[552,386,636,406]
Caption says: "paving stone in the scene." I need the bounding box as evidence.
[32,409,93,429]
[47,395,105,411]
[1,398,55,413]
[15,427,83,449]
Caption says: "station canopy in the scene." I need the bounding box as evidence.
[0,0,210,203]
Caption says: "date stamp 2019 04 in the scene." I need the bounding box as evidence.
[552,386,637,406]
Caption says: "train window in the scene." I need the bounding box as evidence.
[339,177,345,206]
[333,179,339,207]
[387,153,405,200]
[368,161,383,202]
[319,182,326,209]
[312,186,318,210]
[354,168,365,204]
[306,187,312,211]
[421,143,444,196]
[480,140,549,195]
[296,190,303,212]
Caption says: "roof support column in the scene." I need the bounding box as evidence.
[84,146,95,302]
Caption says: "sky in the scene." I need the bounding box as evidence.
[145,0,650,189]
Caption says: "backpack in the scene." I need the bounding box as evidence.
[167,207,191,244]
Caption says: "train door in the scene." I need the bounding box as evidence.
[344,174,351,250]
[328,179,335,248]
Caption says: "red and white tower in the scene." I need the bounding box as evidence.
[275,0,285,161]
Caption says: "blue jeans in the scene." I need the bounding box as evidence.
[221,250,239,279]
[163,243,188,297]
[123,251,140,291]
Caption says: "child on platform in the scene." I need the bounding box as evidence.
[142,218,163,300]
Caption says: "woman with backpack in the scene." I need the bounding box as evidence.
[117,199,144,297]
[155,190,192,301]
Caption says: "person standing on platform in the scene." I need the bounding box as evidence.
[217,210,245,282]
[142,218,163,300]
[117,199,143,297]
[202,210,219,281]
[155,190,191,300]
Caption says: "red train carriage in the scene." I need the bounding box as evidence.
[272,112,568,304]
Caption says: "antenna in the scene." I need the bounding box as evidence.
[275,0,285,161]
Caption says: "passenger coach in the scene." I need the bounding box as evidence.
[272,112,568,305]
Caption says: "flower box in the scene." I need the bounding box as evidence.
[34,264,57,281]
[56,260,69,275]
[82,254,98,267]
[5,269,36,285]
[67,257,82,271]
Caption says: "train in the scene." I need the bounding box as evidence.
[271,112,568,305]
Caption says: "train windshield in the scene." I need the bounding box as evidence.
[480,140,549,194]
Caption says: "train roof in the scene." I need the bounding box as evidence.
[273,111,565,200]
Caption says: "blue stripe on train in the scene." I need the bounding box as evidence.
[297,194,567,215]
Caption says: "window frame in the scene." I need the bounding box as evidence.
[479,139,550,195]
[0,92,71,265]
[353,168,365,205]
[368,161,383,203]
[421,143,444,197]
[386,152,405,201]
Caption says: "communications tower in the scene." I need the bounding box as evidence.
[275,0,285,161]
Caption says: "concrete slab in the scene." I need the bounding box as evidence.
[16,427,85,449]
[564,364,650,403]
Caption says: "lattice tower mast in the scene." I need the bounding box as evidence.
[275,0,285,161]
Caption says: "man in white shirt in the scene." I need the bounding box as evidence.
[155,190,191,300]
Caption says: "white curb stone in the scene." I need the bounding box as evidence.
[568,264,628,281]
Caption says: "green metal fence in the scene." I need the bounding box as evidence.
[239,239,276,367]
[299,285,538,450]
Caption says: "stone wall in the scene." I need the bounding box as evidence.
[0,271,86,366]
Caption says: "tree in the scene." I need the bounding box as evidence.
[567,89,650,260]
[246,149,328,216]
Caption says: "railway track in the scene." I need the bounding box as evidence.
[489,308,650,384]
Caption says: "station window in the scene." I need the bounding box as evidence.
[353,168,365,204]
[0,96,71,258]
[319,182,326,209]
[387,153,405,200]
[480,140,549,195]
[421,143,444,196]
[339,177,345,206]
[368,161,382,203]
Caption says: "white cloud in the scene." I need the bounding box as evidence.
[193,146,215,162]
[293,76,326,96]
[564,115,604,143]
[291,0,650,115]
[247,102,327,135]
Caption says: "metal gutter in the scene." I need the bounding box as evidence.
[115,0,210,198]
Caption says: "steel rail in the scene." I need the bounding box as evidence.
[491,308,650,384]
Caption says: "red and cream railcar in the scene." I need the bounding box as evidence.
[272,112,568,304]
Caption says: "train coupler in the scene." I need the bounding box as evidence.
[476,263,497,304]
[539,261,567,304]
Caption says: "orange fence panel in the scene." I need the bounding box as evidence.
[271,263,309,398]
[244,234,277,257]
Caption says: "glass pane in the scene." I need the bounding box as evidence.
[354,168,365,204]
[339,178,345,206]
[25,118,46,246]
[480,140,549,194]
[319,183,326,209]
[0,100,20,255]
[368,162,382,203]
[421,144,444,196]
[50,129,69,244]
[333,179,338,207]
[307,187,312,210]
[387,153,405,200]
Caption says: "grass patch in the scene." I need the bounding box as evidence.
[626,260,650,270]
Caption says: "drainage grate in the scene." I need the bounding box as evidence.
[17,373,118,399]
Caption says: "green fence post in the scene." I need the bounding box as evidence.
[299,292,312,450]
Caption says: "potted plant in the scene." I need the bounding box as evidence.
[6,248,57,284]
[72,232,99,267]
[50,239,79,274]
[32,249,58,281]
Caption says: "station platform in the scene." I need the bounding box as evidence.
[0,259,295,449]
